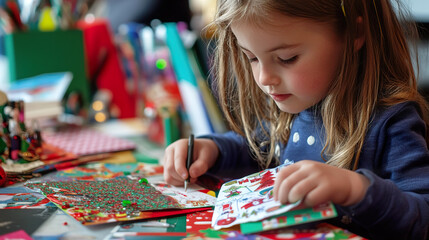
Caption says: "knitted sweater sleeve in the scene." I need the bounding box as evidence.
[336,102,429,240]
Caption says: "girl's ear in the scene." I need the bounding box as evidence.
[354,17,365,52]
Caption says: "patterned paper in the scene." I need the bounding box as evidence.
[42,127,136,156]
[24,177,216,225]
[186,210,215,233]
[56,162,164,181]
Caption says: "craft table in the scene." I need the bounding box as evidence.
[0,119,366,240]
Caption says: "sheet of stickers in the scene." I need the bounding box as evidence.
[212,164,336,231]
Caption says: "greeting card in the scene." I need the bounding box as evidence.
[212,165,337,232]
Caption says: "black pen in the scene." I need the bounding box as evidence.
[184,134,194,192]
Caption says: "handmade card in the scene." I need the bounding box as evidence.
[212,165,299,230]
[24,177,216,225]
[211,164,336,231]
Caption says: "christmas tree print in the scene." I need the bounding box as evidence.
[255,170,275,191]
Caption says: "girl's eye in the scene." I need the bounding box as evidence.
[280,55,298,64]
[248,57,258,63]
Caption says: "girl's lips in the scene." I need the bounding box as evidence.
[270,94,291,102]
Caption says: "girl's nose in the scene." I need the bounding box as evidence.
[258,64,280,86]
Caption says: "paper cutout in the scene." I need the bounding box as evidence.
[25,177,215,225]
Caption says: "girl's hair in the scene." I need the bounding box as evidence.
[206,0,429,169]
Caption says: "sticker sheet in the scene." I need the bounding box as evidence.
[212,165,301,230]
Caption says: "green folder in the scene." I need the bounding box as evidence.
[4,30,90,108]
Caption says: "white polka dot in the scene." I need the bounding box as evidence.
[283,159,294,166]
[275,144,280,157]
[293,132,300,142]
[307,136,315,145]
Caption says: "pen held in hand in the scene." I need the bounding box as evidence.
[184,134,194,192]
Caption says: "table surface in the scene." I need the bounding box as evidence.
[0,119,366,240]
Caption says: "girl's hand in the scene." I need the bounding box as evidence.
[273,160,370,207]
[162,138,219,186]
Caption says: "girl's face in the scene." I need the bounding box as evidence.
[231,12,345,113]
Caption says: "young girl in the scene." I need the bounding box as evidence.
[163,0,429,239]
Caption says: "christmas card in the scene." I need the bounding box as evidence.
[211,164,337,232]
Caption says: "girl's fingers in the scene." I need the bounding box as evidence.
[163,143,187,185]
[274,163,322,204]
[189,157,209,179]
[163,138,218,187]
[173,140,190,181]
[303,184,330,207]
[287,175,318,204]
[276,171,306,204]
[273,164,299,200]
[163,147,179,184]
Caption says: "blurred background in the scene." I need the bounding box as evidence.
[0,0,223,145]
[0,0,427,146]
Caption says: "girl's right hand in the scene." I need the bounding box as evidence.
[162,138,219,186]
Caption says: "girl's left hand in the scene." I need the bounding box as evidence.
[272,160,370,207]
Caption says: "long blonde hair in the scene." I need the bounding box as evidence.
[206,0,429,170]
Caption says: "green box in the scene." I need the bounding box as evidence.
[5,30,90,107]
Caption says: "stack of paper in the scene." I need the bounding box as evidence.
[5,72,72,120]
